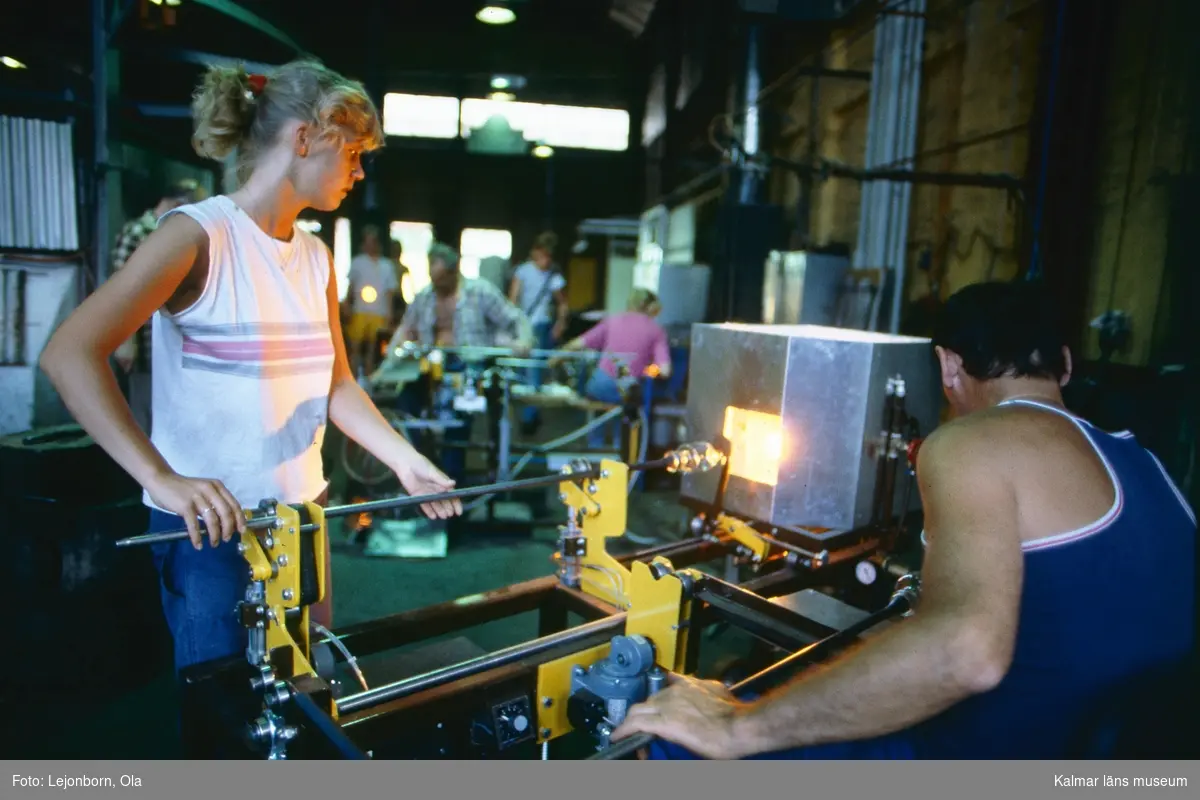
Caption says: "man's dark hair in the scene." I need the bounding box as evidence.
[428,242,460,272]
[932,280,1067,381]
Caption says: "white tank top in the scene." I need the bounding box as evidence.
[144,195,334,511]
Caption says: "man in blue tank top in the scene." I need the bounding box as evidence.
[614,280,1196,759]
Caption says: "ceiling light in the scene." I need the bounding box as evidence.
[491,76,511,90]
[476,5,516,24]
[165,0,182,6]
[532,144,554,158]
[488,91,515,102]
[1,56,26,69]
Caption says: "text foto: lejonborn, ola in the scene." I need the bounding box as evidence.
[13,774,143,789]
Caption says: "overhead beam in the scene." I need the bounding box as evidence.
[133,104,192,118]
[150,47,281,75]
[189,0,305,55]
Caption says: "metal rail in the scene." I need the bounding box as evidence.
[336,614,627,715]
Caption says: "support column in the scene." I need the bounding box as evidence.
[92,0,109,285]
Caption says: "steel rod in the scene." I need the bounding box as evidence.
[114,469,598,548]
[115,452,686,548]
[587,592,914,760]
[322,469,598,518]
[336,614,627,715]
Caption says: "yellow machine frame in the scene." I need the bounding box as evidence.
[243,502,330,710]
[237,447,728,740]
[534,459,703,744]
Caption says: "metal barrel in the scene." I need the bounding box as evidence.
[586,590,916,760]
[335,614,627,715]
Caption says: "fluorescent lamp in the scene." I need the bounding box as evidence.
[476,5,516,24]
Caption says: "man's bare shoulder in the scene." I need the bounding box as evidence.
[918,406,1041,474]
[919,404,1088,483]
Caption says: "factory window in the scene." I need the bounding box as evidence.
[380,92,629,151]
[460,228,513,284]
[333,217,352,301]
[460,99,629,151]
[390,221,435,302]
[382,93,461,139]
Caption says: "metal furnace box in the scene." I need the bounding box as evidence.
[680,323,941,531]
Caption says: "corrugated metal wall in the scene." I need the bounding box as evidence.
[0,115,80,252]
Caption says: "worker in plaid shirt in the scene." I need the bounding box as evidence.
[371,242,533,484]
[109,179,207,432]
[394,242,533,350]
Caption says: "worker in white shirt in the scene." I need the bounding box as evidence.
[344,224,399,376]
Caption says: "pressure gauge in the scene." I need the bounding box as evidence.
[855,560,878,585]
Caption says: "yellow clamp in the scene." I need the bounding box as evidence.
[240,501,328,690]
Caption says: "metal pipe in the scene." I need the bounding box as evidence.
[92,0,109,283]
[116,449,692,549]
[852,8,885,272]
[587,584,917,760]
[772,154,1023,191]
[887,0,926,333]
[316,576,561,659]
[336,614,627,715]
[114,469,601,547]
[739,22,763,204]
[288,690,370,759]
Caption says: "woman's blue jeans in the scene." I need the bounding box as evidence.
[584,369,624,449]
[148,502,332,675]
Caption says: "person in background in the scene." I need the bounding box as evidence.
[509,231,569,433]
[343,224,398,377]
[375,243,534,484]
[554,288,671,449]
[110,178,208,433]
[389,237,410,329]
[392,243,533,351]
[39,59,460,677]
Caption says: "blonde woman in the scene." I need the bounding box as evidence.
[40,60,461,672]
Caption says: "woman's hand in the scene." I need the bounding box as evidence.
[395,455,463,519]
[145,471,246,549]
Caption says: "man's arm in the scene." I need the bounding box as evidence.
[651,328,672,379]
[482,283,535,347]
[548,320,605,367]
[551,277,569,339]
[612,420,1024,758]
[110,222,145,370]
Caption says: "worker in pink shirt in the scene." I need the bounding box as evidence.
[556,288,672,448]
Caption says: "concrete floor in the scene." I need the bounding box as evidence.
[2,416,710,759]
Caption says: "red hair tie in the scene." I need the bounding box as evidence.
[247,74,268,97]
